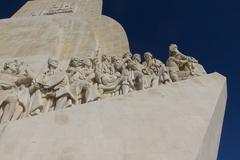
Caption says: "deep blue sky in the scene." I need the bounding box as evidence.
[0,0,239,159]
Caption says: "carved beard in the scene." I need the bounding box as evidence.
[147,59,153,67]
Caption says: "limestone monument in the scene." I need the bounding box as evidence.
[0,0,227,160]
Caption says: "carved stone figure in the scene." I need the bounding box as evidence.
[67,57,97,104]
[0,60,33,123]
[100,55,119,85]
[132,54,143,70]
[0,45,207,123]
[142,52,171,88]
[125,53,144,90]
[111,55,132,95]
[35,58,75,112]
[166,44,206,82]
[95,55,124,97]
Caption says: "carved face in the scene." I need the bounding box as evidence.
[106,55,112,63]
[169,44,178,53]
[112,57,122,69]
[144,52,153,62]
[102,55,107,61]
[92,58,99,65]
[133,54,141,63]
[111,56,117,64]
[3,60,20,74]
[81,59,92,69]
[70,57,80,67]
[48,58,58,69]
[123,52,132,59]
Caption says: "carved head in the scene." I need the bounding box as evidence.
[102,55,112,63]
[112,56,122,68]
[112,56,122,65]
[81,59,92,68]
[102,55,107,61]
[92,57,99,65]
[48,58,58,69]
[144,52,153,62]
[132,54,142,63]
[3,60,20,74]
[70,57,80,67]
[111,56,117,64]
[123,52,132,59]
[111,56,119,63]
[169,44,178,55]
[106,55,112,63]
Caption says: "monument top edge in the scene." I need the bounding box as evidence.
[12,0,103,18]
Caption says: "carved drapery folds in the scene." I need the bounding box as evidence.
[0,44,206,123]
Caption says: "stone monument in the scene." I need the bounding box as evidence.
[0,0,227,160]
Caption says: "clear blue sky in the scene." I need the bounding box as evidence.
[0,0,239,159]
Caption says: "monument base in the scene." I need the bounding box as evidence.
[0,73,227,160]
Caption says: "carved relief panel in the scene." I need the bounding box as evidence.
[31,2,78,16]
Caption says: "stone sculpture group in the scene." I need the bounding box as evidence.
[0,44,206,123]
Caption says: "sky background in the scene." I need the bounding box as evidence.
[0,0,239,159]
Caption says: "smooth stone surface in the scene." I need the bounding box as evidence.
[95,15,130,57]
[0,0,129,74]
[0,73,227,160]
[0,15,129,59]
[0,16,96,59]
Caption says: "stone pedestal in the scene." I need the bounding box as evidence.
[0,73,227,160]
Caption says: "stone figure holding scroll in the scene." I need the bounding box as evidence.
[34,58,75,112]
